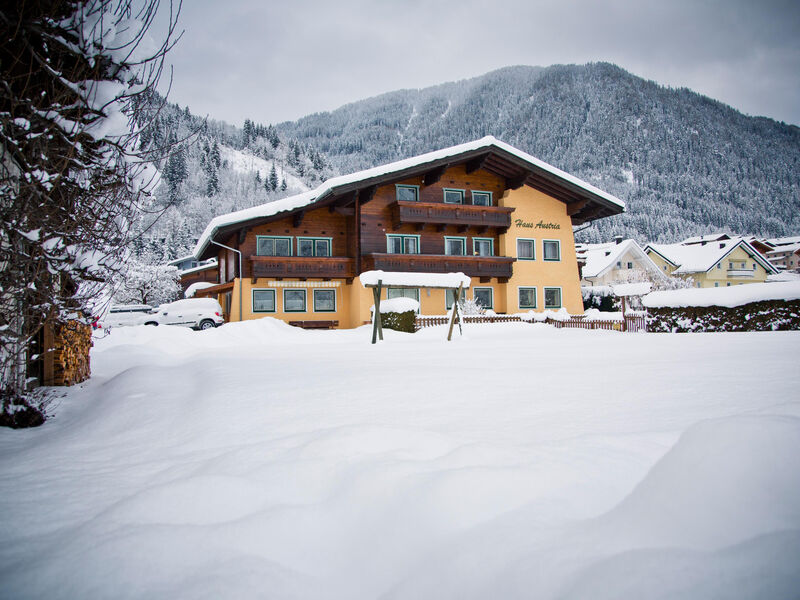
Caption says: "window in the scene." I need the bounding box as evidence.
[445,288,467,310]
[616,261,622,268]
[471,191,492,206]
[443,188,465,204]
[388,288,420,312]
[517,238,535,260]
[444,236,467,256]
[472,238,494,256]
[714,282,719,287]
[257,236,292,256]
[297,237,331,257]
[627,262,634,269]
[396,185,419,202]
[474,287,493,309]
[283,289,306,312]
[543,240,561,261]
[717,263,721,269]
[726,282,731,286]
[386,234,420,254]
[544,287,561,309]
[252,289,276,313]
[518,287,537,309]
[313,289,336,312]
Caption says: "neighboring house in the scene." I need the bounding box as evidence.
[645,238,778,287]
[680,233,732,246]
[766,243,800,271]
[189,137,624,327]
[175,258,219,294]
[579,238,667,286]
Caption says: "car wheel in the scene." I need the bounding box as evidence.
[144,321,158,326]
[199,319,215,330]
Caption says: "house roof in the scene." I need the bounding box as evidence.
[193,136,625,260]
[766,243,800,256]
[580,239,665,280]
[680,233,732,245]
[645,238,778,275]
[767,236,800,247]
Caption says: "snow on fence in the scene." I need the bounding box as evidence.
[415,313,647,332]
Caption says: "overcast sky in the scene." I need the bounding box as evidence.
[159,0,800,127]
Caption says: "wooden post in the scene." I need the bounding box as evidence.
[621,295,627,332]
[371,280,384,344]
[447,284,463,341]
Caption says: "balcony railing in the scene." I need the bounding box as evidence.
[249,256,355,279]
[364,253,515,279]
[726,268,755,278]
[390,201,514,230]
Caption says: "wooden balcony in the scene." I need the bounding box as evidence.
[364,253,515,280]
[249,256,356,280]
[390,201,515,230]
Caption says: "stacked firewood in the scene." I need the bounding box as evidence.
[52,321,92,386]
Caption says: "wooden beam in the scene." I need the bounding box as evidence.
[423,164,448,186]
[465,155,489,174]
[567,200,587,216]
[238,227,249,245]
[358,185,377,205]
[293,210,305,227]
[447,284,463,341]
[355,194,361,275]
[506,172,529,190]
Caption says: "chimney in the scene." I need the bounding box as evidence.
[614,235,623,245]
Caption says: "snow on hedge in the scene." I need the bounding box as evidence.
[359,270,471,289]
[643,281,800,308]
[371,297,420,314]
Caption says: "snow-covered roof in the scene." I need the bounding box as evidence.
[680,233,731,245]
[612,282,652,297]
[766,243,800,256]
[581,239,664,279]
[184,281,216,298]
[359,271,472,289]
[178,258,218,276]
[193,136,625,259]
[643,281,800,308]
[766,235,800,247]
[645,238,777,275]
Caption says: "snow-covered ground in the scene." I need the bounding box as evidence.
[1,321,799,599]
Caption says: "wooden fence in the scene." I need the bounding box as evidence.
[415,312,647,332]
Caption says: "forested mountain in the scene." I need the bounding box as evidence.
[132,94,335,262]
[276,63,800,244]
[138,62,799,263]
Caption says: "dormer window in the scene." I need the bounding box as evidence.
[443,189,465,204]
[396,185,419,202]
[471,191,492,206]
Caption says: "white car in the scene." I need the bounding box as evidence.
[102,304,155,328]
[142,298,225,330]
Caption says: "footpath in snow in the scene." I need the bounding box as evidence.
[0,319,799,599]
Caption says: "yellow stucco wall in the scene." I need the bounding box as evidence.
[498,187,583,313]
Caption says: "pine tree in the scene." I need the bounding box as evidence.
[281,178,287,191]
[269,164,278,191]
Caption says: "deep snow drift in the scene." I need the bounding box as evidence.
[1,320,798,599]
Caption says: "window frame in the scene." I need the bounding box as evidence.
[518,287,537,309]
[296,236,333,257]
[445,287,469,310]
[282,288,307,313]
[386,234,421,255]
[256,235,293,257]
[395,184,419,202]
[516,238,536,260]
[443,188,465,204]
[543,239,561,262]
[473,287,494,310]
[444,236,468,256]
[544,286,562,309]
[252,288,277,313]
[471,190,492,206]
[313,288,336,313]
[472,237,494,257]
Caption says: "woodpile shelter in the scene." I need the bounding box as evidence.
[28,319,92,387]
[190,137,625,328]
